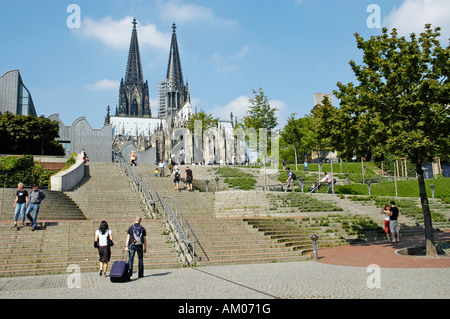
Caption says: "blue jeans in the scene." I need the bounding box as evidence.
[14,203,27,223]
[128,244,144,278]
[26,203,40,228]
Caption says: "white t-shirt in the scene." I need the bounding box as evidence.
[95,229,112,247]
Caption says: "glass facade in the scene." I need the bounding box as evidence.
[0,70,37,117]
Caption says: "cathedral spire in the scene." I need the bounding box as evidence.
[165,23,187,116]
[118,18,151,117]
[125,18,144,86]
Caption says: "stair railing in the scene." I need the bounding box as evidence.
[113,152,159,218]
[160,195,209,266]
[113,151,208,265]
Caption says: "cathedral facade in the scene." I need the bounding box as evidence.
[109,18,234,165]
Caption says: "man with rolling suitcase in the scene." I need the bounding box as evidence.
[125,216,147,279]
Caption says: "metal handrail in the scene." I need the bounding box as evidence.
[160,196,209,265]
[112,151,208,265]
[113,152,158,218]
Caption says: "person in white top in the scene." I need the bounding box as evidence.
[130,151,137,166]
[95,221,113,277]
[319,172,333,194]
[381,205,391,242]
[158,160,165,177]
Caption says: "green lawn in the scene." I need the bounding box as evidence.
[334,177,450,203]
[278,162,449,203]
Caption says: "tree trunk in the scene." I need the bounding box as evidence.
[416,165,437,256]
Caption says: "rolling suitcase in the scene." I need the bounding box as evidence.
[110,251,130,283]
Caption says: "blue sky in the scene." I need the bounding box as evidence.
[1,0,449,129]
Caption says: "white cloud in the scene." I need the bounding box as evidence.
[210,96,250,121]
[85,79,119,91]
[159,0,238,29]
[209,96,287,128]
[211,45,250,73]
[383,0,450,39]
[74,16,170,51]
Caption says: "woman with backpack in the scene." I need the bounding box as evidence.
[94,221,113,277]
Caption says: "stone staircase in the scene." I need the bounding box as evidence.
[0,163,181,277]
[0,219,178,277]
[0,188,86,222]
[2,161,447,277]
[136,164,310,266]
[334,195,450,237]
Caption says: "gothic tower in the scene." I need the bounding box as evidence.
[158,23,188,118]
[117,18,151,117]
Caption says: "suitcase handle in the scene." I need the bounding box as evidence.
[121,249,129,263]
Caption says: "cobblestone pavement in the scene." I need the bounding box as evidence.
[0,261,448,300]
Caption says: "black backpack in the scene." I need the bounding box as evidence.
[291,173,296,181]
[132,225,143,245]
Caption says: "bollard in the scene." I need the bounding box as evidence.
[345,173,349,185]
[310,234,319,260]
[430,184,435,198]
[215,177,220,192]
[298,177,304,193]
[367,180,372,196]
[205,180,209,192]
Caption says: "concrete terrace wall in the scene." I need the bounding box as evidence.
[49,114,112,162]
[50,154,85,191]
[120,140,156,164]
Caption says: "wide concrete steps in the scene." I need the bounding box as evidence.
[0,219,181,277]
[64,163,146,220]
[0,188,86,221]
[133,163,311,266]
[0,162,184,277]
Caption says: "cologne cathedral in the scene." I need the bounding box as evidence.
[109,18,233,164]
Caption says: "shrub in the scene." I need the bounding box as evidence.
[0,155,55,188]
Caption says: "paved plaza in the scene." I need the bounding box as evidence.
[0,261,448,300]
[1,232,448,301]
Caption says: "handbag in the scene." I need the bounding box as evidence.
[107,231,114,247]
[94,240,98,248]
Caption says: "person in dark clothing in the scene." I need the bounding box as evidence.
[125,217,147,278]
[25,184,45,231]
[185,166,193,191]
[389,201,400,242]
[13,182,28,228]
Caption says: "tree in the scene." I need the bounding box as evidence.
[324,25,449,255]
[312,96,342,158]
[241,88,278,159]
[281,112,315,169]
[0,112,64,155]
[243,87,278,134]
[186,111,219,137]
